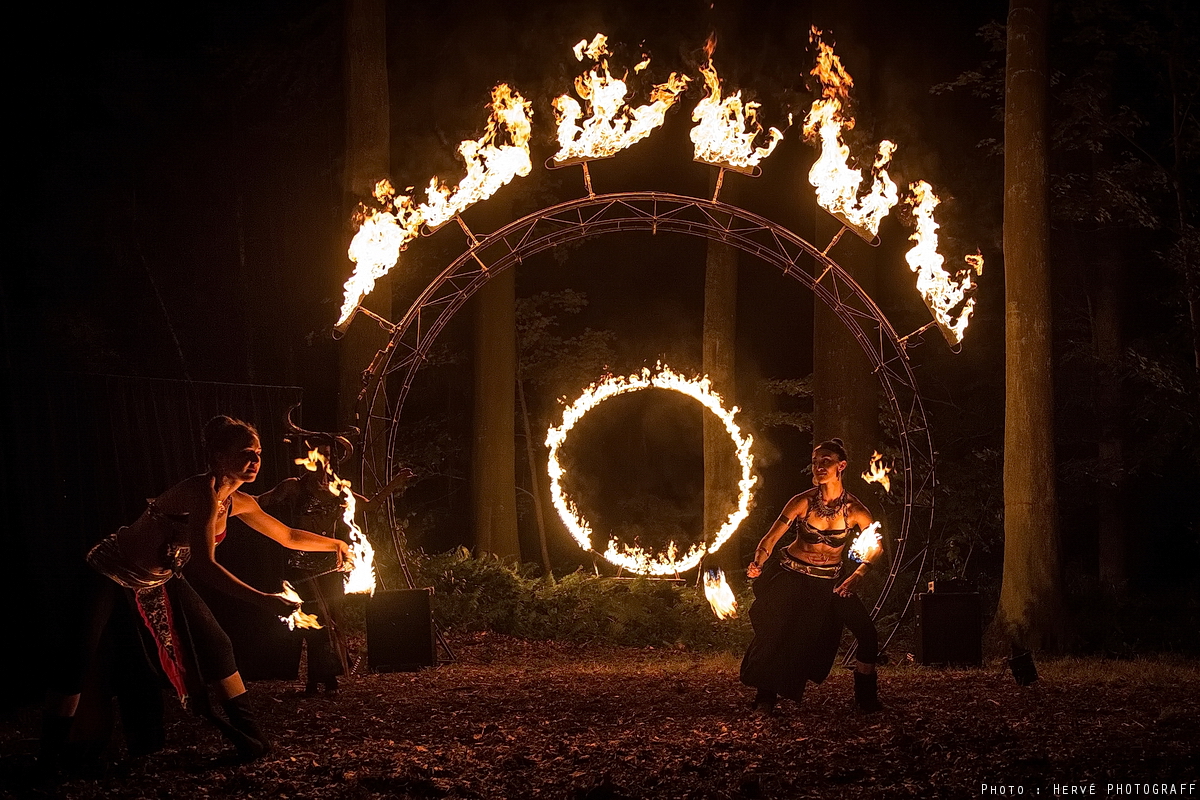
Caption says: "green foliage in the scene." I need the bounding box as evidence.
[413,548,753,651]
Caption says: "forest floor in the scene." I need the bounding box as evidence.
[2,632,1198,799]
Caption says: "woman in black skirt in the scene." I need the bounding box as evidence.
[740,438,884,714]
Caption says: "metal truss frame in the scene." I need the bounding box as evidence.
[352,189,936,647]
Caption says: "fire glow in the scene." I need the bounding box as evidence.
[848,521,882,564]
[803,27,899,237]
[296,448,377,595]
[337,84,533,327]
[278,581,322,630]
[545,365,756,576]
[553,33,690,164]
[861,450,891,493]
[703,569,738,619]
[690,37,785,170]
[904,180,982,346]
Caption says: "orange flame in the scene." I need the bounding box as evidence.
[848,521,882,564]
[545,364,756,576]
[278,581,322,630]
[861,451,891,493]
[803,28,898,236]
[337,85,533,327]
[904,181,982,346]
[690,37,785,170]
[704,569,739,619]
[553,33,690,163]
[296,449,376,595]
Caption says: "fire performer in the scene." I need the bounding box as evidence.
[41,416,350,766]
[740,438,884,714]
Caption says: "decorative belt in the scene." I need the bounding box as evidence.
[779,553,841,579]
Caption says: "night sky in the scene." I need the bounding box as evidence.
[8,0,1197,604]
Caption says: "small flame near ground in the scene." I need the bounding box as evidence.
[690,35,785,170]
[553,33,689,163]
[338,84,533,326]
[278,581,322,630]
[704,569,738,619]
[848,521,882,564]
[545,363,756,576]
[295,448,377,595]
[804,27,898,236]
[904,180,982,345]
[861,451,891,493]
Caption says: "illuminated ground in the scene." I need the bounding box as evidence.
[3,634,1197,798]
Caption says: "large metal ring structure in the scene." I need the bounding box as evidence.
[354,187,935,644]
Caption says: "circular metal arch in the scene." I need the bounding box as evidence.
[356,190,935,639]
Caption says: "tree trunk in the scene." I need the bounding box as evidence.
[473,267,521,560]
[703,178,741,575]
[1092,239,1125,587]
[338,0,390,492]
[517,376,552,573]
[812,213,879,506]
[996,0,1066,651]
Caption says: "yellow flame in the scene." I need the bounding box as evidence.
[861,451,891,493]
[703,569,738,619]
[690,43,784,170]
[553,33,690,163]
[295,449,377,595]
[904,181,982,345]
[848,521,882,564]
[803,28,898,236]
[337,84,533,327]
[278,581,322,630]
[545,364,756,576]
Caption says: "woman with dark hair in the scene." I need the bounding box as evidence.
[740,437,884,714]
[41,416,350,766]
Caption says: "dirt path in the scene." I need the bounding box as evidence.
[4,633,1198,798]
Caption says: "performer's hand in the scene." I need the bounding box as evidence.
[835,572,861,596]
[747,561,763,579]
[334,540,352,570]
[267,593,302,616]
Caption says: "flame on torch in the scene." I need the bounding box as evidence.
[545,364,756,576]
[553,33,690,164]
[337,84,533,328]
[703,569,738,619]
[848,521,882,564]
[295,449,376,595]
[804,27,898,237]
[861,451,891,493]
[690,35,786,170]
[278,581,322,630]
[904,180,982,346]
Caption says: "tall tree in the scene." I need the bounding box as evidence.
[703,178,741,574]
[338,0,390,492]
[997,0,1066,650]
[473,265,521,561]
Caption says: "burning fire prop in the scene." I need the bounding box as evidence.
[295,448,376,595]
[278,581,322,630]
[848,521,882,564]
[337,84,533,328]
[804,27,898,238]
[904,181,983,347]
[545,365,756,576]
[861,450,892,493]
[690,36,786,171]
[703,569,739,619]
[552,34,690,164]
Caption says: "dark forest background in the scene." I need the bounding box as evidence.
[5,0,1198,683]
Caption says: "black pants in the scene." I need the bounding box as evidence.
[832,592,878,664]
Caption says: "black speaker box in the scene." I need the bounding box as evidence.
[366,589,436,671]
[914,592,982,666]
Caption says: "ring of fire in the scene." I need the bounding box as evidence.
[545,365,756,576]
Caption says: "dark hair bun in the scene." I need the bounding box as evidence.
[814,437,850,461]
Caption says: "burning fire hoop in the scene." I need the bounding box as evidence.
[545,365,756,576]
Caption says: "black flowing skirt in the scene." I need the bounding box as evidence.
[739,559,843,701]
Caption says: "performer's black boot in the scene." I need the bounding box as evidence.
[219,693,271,761]
[36,714,74,773]
[751,688,779,716]
[853,671,883,713]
